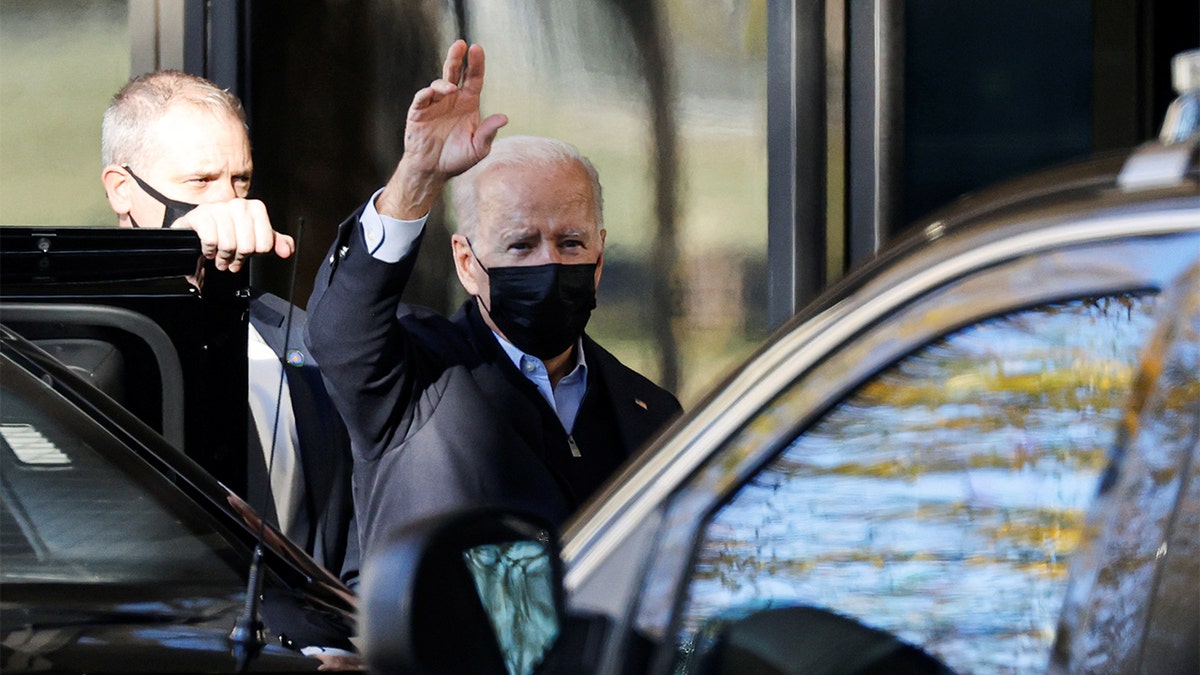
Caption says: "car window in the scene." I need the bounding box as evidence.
[1052,264,1200,673]
[1,357,242,586]
[672,293,1159,673]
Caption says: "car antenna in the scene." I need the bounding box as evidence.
[230,217,305,671]
[230,544,265,670]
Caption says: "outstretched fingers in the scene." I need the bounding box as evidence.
[460,42,487,96]
[408,77,468,126]
[377,39,505,218]
[442,39,467,85]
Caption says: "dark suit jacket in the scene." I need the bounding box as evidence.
[248,291,355,581]
[305,206,681,562]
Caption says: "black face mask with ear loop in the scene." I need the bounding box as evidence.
[123,166,200,228]
[469,241,598,360]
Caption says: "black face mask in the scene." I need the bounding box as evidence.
[124,166,199,228]
[474,249,598,360]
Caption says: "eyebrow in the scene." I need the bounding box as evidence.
[495,226,540,242]
[490,223,596,244]
[176,167,253,182]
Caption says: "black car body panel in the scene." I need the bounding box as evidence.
[1,586,319,672]
[0,226,250,495]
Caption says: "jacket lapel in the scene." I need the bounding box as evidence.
[582,337,664,458]
[453,301,548,456]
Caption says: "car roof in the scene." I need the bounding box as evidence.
[791,145,1197,342]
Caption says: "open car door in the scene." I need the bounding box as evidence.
[0,226,251,495]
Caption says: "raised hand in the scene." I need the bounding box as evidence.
[376,40,509,220]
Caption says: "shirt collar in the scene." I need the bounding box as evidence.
[494,333,588,381]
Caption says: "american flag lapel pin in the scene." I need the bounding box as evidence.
[634,398,648,410]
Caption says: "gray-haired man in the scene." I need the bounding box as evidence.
[306,41,681,565]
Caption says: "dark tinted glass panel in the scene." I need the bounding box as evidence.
[0,359,239,585]
[903,0,1092,224]
[678,294,1158,673]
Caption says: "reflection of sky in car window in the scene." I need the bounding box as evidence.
[679,294,1159,673]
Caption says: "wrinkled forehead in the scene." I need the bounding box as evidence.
[475,160,599,232]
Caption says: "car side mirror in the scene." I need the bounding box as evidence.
[687,605,955,675]
[359,508,564,675]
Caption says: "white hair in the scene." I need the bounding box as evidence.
[101,70,247,169]
[450,135,604,239]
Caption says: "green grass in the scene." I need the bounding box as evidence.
[0,2,129,226]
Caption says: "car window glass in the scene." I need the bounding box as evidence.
[1052,268,1200,673]
[673,293,1158,673]
[1,359,241,586]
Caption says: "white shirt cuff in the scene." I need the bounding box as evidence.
[301,645,358,658]
[360,187,428,263]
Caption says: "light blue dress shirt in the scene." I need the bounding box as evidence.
[495,336,589,433]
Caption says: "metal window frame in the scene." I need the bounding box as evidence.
[845,0,903,266]
[767,0,828,328]
[767,0,903,328]
[128,0,245,99]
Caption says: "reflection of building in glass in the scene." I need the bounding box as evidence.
[684,251,746,331]
[0,0,131,227]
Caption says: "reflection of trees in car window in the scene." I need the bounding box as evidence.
[677,294,1159,674]
[1053,276,1200,673]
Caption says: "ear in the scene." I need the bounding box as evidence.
[451,234,482,297]
[102,164,134,220]
[594,228,606,289]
